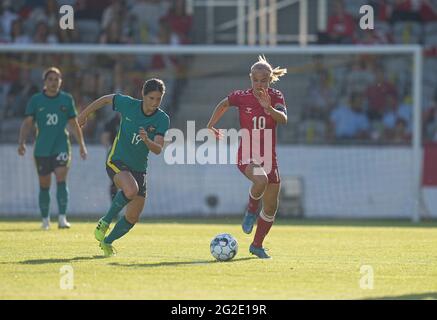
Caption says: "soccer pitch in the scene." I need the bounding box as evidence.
[1,218,436,300]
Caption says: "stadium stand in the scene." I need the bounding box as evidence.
[0,0,436,145]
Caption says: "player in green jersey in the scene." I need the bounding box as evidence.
[78,78,170,257]
[18,67,87,230]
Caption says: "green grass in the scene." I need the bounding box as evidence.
[1,218,437,300]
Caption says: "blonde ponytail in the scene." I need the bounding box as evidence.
[251,55,287,84]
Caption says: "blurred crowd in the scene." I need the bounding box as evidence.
[300,54,418,144]
[0,0,437,145]
[0,0,192,45]
[304,0,437,143]
[320,0,437,46]
[0,0,192,141]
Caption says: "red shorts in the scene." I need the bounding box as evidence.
[237,161,281,184]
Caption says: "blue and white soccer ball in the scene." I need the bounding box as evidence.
[210,233,238,262]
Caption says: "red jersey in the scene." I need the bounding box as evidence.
[228,88,287,173]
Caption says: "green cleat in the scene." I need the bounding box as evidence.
[94,219,110,242]
[99,241,116,257]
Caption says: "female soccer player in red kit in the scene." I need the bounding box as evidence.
[207,55,287,259]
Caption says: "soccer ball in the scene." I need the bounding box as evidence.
[210,233,238,262]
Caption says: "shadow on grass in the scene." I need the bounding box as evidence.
[18,256,106,264]
[363,292,437,300]
[0,228,51,232]
[1,217,436,229]
[135,217,437,228]
[108,256,257,268]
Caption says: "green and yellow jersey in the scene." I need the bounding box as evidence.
[24,91,77,157]
[107,94,170,173]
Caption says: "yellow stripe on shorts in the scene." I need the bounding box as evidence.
[106,127,122,174]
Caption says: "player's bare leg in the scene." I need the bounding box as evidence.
[38,174,51,230]
[113,171,140,200]
[54,166,70,228]
[250,182,280,259]
[97,171,139,256]
[95,171,137,239]
[125,196,146,224]
[242,164,268,234]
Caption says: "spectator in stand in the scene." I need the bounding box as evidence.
[397,95,413,132]
[368,0,392,22]
[26,0,60,34]
[4,68,39,118]
[129,0,170,44]
[44,0,59,31]
[160,0,193,44]
[392,118,411,143]
[33,21,58,44]
[304,70,337,120]
[102,0,133,44]
[391,0,421,22]
[391,0,437,23]
[381,95,400,140]
[328,92,370,141]
[344,57,375,97]
[420,0,437,21]
[0,0,18,42]
[57,25,79,43]
[75,0,112,21]
[10,18,31,44]
[0,24,8,43]
[101,0,129,31]
[326,0,355,44]
[100,19,131,44]
[366,68,398,120]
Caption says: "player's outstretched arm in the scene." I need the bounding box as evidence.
[17,116,34,156]
[68,117,88,160]
[206,97,230,139]
[78,94,115,127]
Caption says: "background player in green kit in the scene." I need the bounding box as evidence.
[78,78,170,257]
[18,67,88,230]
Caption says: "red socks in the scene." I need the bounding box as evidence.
[252,211,275,248]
